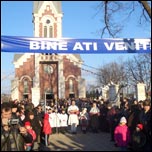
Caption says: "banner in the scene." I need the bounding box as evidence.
[1,36,151,54]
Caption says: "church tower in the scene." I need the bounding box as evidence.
[11,1,86,106]
[32,1,63,105]
[33,1,62,38]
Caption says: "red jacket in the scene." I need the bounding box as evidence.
[27,128,36,141]
[43,113,52,135]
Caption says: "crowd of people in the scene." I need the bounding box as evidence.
[1,97,151,151]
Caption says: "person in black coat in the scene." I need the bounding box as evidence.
[131,124,147,151]
[1,102,33,151]
[139,99,151,151]
[23,111,42,143]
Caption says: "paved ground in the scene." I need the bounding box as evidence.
[33,127,119,151]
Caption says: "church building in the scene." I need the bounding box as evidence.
[11,1,86,106]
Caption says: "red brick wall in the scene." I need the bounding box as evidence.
[39,62,58,100]
[54,23,57,38]
[15,55,35,100]
[63,56,81,98]
[39,22,43,37]
[15,55,35,78]
[63,57,81,78]
[15,55,82,100]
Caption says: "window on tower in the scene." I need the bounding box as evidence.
[49,26,53,38]
[44,26,47,38]
[46,19,50,24]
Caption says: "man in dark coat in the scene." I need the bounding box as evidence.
[139,99,151,151]
[23,111,42,143]
[1,102,33,151]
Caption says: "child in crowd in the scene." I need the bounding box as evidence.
[48,108,56,134]
[131,123,147,151]
[42,113,52,146]
[59,108,68,134]
[53,108,61,134]
[114,116,130,151]
[24,121,36,151]
[79,108,89,134]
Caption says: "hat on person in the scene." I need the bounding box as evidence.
[120,116,127,123]
[25,121,31,126]
[137,124,143,130]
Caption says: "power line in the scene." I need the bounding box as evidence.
[1,54,102,82]
[81,68,101,77]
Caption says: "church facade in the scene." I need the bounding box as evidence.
[11,1,86,106]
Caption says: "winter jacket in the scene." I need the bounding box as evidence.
[1,126,33,151]
[43,113,52,135]
[27,128,37,141]
[114,124,130,147]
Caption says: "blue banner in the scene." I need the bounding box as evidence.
[1,36,151,54]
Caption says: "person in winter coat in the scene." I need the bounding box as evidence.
[89,102,100,133]
[79,108,89,134]
[131,123,147,151]
[139,99,151,151]
[23,111,42,144]
[67,100,79,134]
[114,116,130,151]
[1,102,33,151]
[48,108,56,134]
[24,121,37,151]
[42,113,52,146]
[59,108,68,134]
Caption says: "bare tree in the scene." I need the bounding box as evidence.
[95,1,151,37]
[97,61,127,86]
[125,54,151,92]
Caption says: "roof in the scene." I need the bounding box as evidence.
[13,54,24,62]
[33,1,62,14]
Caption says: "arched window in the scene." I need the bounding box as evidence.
[69,79,74,93]
[49,26,53,37]
[44,26,47,37]
[42,19,53,56]
[43,19,53,38]
[23,79,29,93]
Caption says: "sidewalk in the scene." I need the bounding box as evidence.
[47,131,119,151]
[33,126,120,151]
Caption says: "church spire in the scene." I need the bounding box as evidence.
[33,1,63,38]
[33,1,62,14]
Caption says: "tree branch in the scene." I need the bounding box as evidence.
[139,1,151,18]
